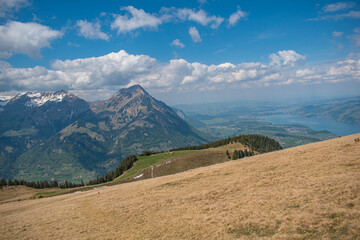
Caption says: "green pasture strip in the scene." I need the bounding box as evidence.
[118,150,200,180]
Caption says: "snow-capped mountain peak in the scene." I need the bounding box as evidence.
[0,96,13,102]
[11,90,72,108]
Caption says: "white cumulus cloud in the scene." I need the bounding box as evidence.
[322,2,356,12]
[189,26,201,43]
[296,69,315,77]
[310,2,359,21]
[0,0,29,18]
[326,58,360,81]
[349,27,360,46]
[51,50,157,89]
[269,50,306,67]
[160,7,224,29]
[0,63,69,91]
[76,20,109,40]
[170,39,185,48]
[332,31,344,37]
[111,6,162,34]
[228,7,247,27]
[0,21,62,58]
[331,10,360,19]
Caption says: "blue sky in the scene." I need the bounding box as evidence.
[0,0,359,104]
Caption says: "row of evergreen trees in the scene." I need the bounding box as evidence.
[226,149,255,160]
[139,150,164,156]
[0,155,138,189]
[170,134,282,153]
[87,155,138,185]
[0,178,85,189]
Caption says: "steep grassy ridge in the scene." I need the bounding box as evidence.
[117,141,254,182]
[1,134,359,239]
[118,150,199,180]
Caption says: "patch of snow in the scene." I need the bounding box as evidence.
[17,92,27,97]
[22,91,70,108]
[176,110,185,119]
[74,191,82,193]
[11,92,27,101]
[134,173,143,179]
[27,92,42,98]
[25,99,38,108]
[0,96,13,101]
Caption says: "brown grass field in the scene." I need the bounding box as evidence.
[0,186,59,203]
[1,134,359,239]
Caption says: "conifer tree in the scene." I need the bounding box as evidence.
[232,150,238,160]
[239,150,245,158]
[226,150,231,159]
[64,180,69,188]
[244,149,249,156]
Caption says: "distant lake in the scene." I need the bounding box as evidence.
[262,114,360,136]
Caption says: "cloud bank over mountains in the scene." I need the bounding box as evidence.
[0,1,359,101]
[1,49,359,100]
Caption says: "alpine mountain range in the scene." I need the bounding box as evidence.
[0,85,208,182]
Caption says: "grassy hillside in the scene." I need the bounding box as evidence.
[116,134,280,182]
[3,135,271,197]
[1,134,359,239]
[117,150,199,180]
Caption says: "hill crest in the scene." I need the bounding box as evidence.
[1,134,359,239]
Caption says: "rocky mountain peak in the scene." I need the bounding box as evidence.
[91,85,155,115]
[114,84,148,98]
[90,85,193,132]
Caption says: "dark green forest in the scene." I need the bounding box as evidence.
[170,134,282,153]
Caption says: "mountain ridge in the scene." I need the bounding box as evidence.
[0,85,209,182]
[290,97,360,123]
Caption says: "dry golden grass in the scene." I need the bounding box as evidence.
[207,142,249,152]
[1,134,359,239]
[0,186,58,203]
